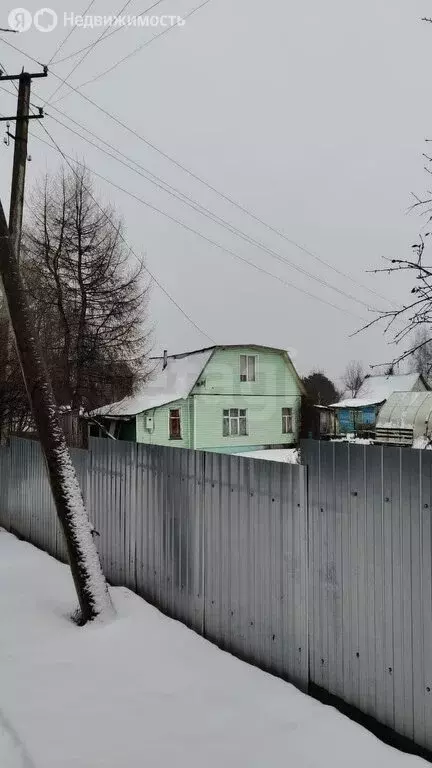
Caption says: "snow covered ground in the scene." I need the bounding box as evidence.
[236,448,299,463]
[0,531,426,768]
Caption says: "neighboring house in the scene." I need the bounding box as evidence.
[330,373,428,437]
[376,391,432,447]
[89,345,305,453]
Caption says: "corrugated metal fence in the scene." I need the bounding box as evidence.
[0,437,308,690]
[1,436,432,752]
[302,439,432,752]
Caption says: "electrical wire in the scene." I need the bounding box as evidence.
[43,0,137,106]
[46,106,379,312]
[51,0,167,65]
[32,121,368,323]
[0,35,398,312]
[75,0,213,90]
[0,70,215,343]
[47,0,97,65]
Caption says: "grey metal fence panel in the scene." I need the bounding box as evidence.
[302,439,432,753]
[0,438,88,563]
[202,451,308,689]
[6,433,432,752]
[0,444,10,530]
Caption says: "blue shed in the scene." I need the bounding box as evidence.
[330,373,429,437]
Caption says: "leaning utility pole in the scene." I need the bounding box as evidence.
[9,71,31,260]
[0,67,47,259]
[0,68,45,440]
[0,69,113,624]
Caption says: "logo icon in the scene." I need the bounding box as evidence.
[33,7,57,32]
[8,7,32,32]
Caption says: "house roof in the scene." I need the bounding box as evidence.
[331,373,426,409]
[90,344,304,418]
[90,349,213,418]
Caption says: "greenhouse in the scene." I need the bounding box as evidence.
[375,391,432,447]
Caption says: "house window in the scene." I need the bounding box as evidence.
[223,408,247,437]
[169,408,182,439]
[282,407,293,434]
[240,354,256,382]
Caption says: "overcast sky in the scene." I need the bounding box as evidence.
[0,0,431,383]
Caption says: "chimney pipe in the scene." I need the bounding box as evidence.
[163,349,168,370]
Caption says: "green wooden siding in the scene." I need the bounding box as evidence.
[128,347,302,451]
[191,347,299,397]
[136,399,191,447]
[192,394,300,451]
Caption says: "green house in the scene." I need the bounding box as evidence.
[89,345,305,454]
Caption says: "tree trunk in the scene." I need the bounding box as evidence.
[0,200,113,624]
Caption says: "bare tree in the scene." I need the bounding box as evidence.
[0,198,113,624]
[360,229,432,369]
[22,164,151,413]
[342,360,365,398]
[410,327,432,376]
[358,15,432,368]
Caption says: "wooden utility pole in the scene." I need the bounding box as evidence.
[0,67,47,261]
[0,69,45,440]
[0,69,113,623]
[8,72,31,260]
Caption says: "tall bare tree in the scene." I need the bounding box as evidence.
[0,198,113,624]
[360,15,432,367]
[342,360,365,398]
[22,163,151,413]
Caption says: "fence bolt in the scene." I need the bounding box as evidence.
[385,497,390,502]
[321,658,325,665]
[351,491,358,497]
[272,498,275,502]
[272,634,275,641]
[427,686,431,693]
[356,652,360,658]
[298,647,301,653]
[250,621,254,626]
[424,504,429,509]
[388,667,392,674]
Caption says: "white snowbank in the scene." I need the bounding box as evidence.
[412,437,432,450]
[331,437,374,445]
[236,448,299,463]
[0,532,426,768]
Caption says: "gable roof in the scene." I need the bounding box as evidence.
[332,373,427,409]
[90,344,304,418]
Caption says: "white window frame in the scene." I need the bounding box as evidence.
[169,407,182,440]
[223,408,248,437]
[282,407,293,434]
[240,354,257,382]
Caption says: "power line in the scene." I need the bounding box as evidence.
[26,118,216,344]
[45,56,400,310]
[51,0,167,65]
[0,34,398,310]
[32,121,367,323]
[75,0,213,90]
[47,0,97,65]
[43,0,136,106]
[46,106,379,312]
